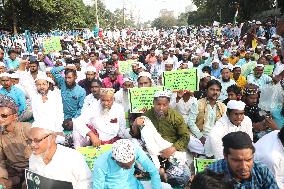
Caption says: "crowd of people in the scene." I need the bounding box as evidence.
[0,15,284,189]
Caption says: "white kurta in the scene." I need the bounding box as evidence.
[29,145,92,189]
[205,115,253,159]
[218,79,236,101]
[255,130,284,188]
[73,102,131,141]
[114,89,130,112]
[81,93,99,113]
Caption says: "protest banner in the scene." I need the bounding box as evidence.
[128,87,164,113]
[163,69,198,91]
[194,158,216,174]
[118,60,134,74]
[43,36,62,54]
[77,144,112,170]
[25,169,73,189]
[263,65,274,75]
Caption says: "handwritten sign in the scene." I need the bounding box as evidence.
[25,169,73,189]
[43,36,62,54]
[194,158,216,174]
[77,144,112,171]
[163,69,198,91]
[128,87,164,113]
[263,65,274,75]
[118,60,134,74]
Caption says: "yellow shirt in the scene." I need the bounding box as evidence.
[231,74,247,89]
[228,57,240,65]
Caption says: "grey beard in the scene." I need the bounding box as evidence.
[154,111,166,119]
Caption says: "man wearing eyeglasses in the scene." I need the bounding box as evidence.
[28,124,92,189]
[0,94,31,189]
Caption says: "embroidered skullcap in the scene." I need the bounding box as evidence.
[255,64,264,68]
[100,88,115,96]
[138,71,151,80]
[0,94,18,113]
[164,60,174,65]
[123,77,134,84]
[227,100,246,111]
[154,91,170,98]
[243,84,259,96]
[112,139,135,163]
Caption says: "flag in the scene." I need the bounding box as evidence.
[233,9,238,25]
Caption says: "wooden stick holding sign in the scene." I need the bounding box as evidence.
[128,87,164,113]
[163,69,199,92]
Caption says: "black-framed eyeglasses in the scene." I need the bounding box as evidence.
[27,134,51,145]
[0,113,13,119]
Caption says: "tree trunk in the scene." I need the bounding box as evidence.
[12,0,17,34]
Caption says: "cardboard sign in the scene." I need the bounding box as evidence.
[77,144,112,171]
[43,37,62,54]
[163,69,198,91]
[25,169,73,189]
[118,60,134,74]
[194,158,216,174]
[128,87,164,113]
[263,65,274,75]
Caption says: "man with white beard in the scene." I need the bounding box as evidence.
[72,88,131,148]
[28,124,92,189]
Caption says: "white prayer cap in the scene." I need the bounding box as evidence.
[154,90,170,98]
[255,64,264,68]
[0,72,11,78]
[138,71,151,79]
[131,61,140,66]
[200,72,211,79]
[256,21,261,25]
[212,59,220,64]
[0,62,6,67]
[256,46,262,49]
[227,100,246,111]
[10,72,20,79]
[35,73,49,82]
[164,60,174,65]
[123,77,134,84]
[112,139,135,163]
[85,66,97,73]
[46,77,55,85]
[169,48,175,51]
[221,65,231,71]
[271,34,279,38]
[222,55,229,59]
[203,52,210,57]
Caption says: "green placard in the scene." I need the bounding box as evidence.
[77,144,112,171]
[118,60,134,74]
[43,36,62,54]
[194,158,216,174]
[163,69,199,91]
[263,65,274,75]
[128,87,164,113]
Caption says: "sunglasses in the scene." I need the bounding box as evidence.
[0,113,13,119]
[27,134,52,145]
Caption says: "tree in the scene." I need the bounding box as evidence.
[151,15,177,29]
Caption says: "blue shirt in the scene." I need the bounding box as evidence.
[51,66,86,119]
[4,57,20,70]
[207,159,279,189]
[0,85,26,115]
[92,145,162,189]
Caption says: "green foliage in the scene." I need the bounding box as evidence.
[151,15,177,29]
[189,0,282,25]
[0,0,136,33]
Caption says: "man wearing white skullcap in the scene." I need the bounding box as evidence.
[28,124,92,189]
[205,100,253,159]
[137,71,153,87]
[93,139,172,189]
[0,62,6,74]
[78,66,98,95]
[20,72,64,133]
[247,64,272,89]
